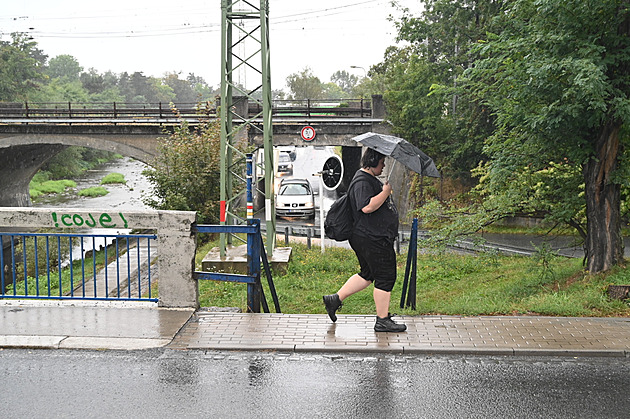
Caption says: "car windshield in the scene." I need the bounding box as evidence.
[279,154,290,163]
[280,184,310,195]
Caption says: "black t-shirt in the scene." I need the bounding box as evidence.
[348,170,399,241]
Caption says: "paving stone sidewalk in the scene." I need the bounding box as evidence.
[168,312,630,357]
[2,302,630,356]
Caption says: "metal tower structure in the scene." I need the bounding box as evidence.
[220,0,275,256]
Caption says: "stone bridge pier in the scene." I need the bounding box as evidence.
[0,143,67,207]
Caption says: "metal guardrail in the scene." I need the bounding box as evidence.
[192,219,280,314]
[0,231,157,302]
[0,99,373,121]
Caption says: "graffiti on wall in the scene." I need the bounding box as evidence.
[52,212,129,229]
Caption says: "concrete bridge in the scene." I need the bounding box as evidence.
[0,97,389,207]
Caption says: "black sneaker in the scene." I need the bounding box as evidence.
[374,314,407,332]
[323,294,342,322]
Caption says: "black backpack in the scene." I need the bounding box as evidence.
[324,177,361,241]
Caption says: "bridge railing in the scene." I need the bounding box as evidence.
[0,98,375,121]
[0,101,214,120]
[0,208,198,308]
[0,231,158,302]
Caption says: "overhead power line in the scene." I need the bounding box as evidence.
[1,0,391,39]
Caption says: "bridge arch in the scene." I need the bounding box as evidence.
[0,133,161,207]
[0,133,160,164]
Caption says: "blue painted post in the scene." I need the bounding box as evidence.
[408,218,418,310]
[0,235,4,296]
[247,218,261,312]
[246,153,253,220]
[400,218,419,309]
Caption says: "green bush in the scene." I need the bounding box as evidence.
[78,186,109,197]
[100,173,126,185]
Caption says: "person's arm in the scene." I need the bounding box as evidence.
[361,181,392,214]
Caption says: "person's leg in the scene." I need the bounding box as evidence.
[323,235,373,323]
[373,288,391,318]
[338,274,371,301]
[323,274,371,322]
[371,241,406,332]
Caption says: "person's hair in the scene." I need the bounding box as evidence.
[361,148,385,168]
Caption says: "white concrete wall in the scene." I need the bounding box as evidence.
[0,207,198,308]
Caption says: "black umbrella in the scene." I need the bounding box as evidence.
[352,132,440,178]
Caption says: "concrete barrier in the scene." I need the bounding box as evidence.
[0,208,198,308]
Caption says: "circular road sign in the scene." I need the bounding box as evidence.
[322,155,344,190]
[300,126,316,142]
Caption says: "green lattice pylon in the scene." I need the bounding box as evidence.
[220,0,275,256]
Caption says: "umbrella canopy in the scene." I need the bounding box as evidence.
[352,132,440,178]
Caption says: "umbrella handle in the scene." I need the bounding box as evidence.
[387,159,397,182]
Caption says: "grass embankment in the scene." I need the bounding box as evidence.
[196,241,630,317]
[29,173,77,199]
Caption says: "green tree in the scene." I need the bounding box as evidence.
[384,0,504,181]
[80,68,105,94]
[286,67,323,100]
[186,73,219,101]
[47,54,83,81]
[143,109,226,224]
[464,0,630,273]
[322,82,345,99]
[164,72,198,103]
[330,70,358,96]
[0,33,47,101]
[28,78,90,103]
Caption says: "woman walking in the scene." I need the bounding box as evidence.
[323,148,406,332]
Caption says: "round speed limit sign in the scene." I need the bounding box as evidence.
[300,126,316,142]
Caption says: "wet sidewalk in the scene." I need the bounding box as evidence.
[0,301,194,350]
[169,311,630,357]
[1,301,630,357]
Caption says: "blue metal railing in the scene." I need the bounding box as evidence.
[192,219,281,313]
[0,231,157,302]
[193,220,262,312]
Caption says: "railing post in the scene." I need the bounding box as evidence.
[246,153,253,220]
[68,101,72,118]
[247,218,261,313]
[113,102,117,119]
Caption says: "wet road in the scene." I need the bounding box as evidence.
[1,349,629,418]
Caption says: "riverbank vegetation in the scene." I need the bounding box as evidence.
[29,173,77,199]
[100,173,126,185]
[142,110,242,224]
[195,241,630,317]
[29,147,123,201]
[78,186,109,198]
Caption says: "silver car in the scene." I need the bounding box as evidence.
[277,152,293,174]
[275,178,315,218]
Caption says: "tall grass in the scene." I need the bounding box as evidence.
[196,241,630,317]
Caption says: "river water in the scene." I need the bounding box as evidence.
[31,157,154,255]
[32,157,153,211]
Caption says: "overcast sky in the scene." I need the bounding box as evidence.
[1,0,423,91]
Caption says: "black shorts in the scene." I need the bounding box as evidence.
[349,233,396,292]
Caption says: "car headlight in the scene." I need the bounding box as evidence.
[304,201,314,208]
